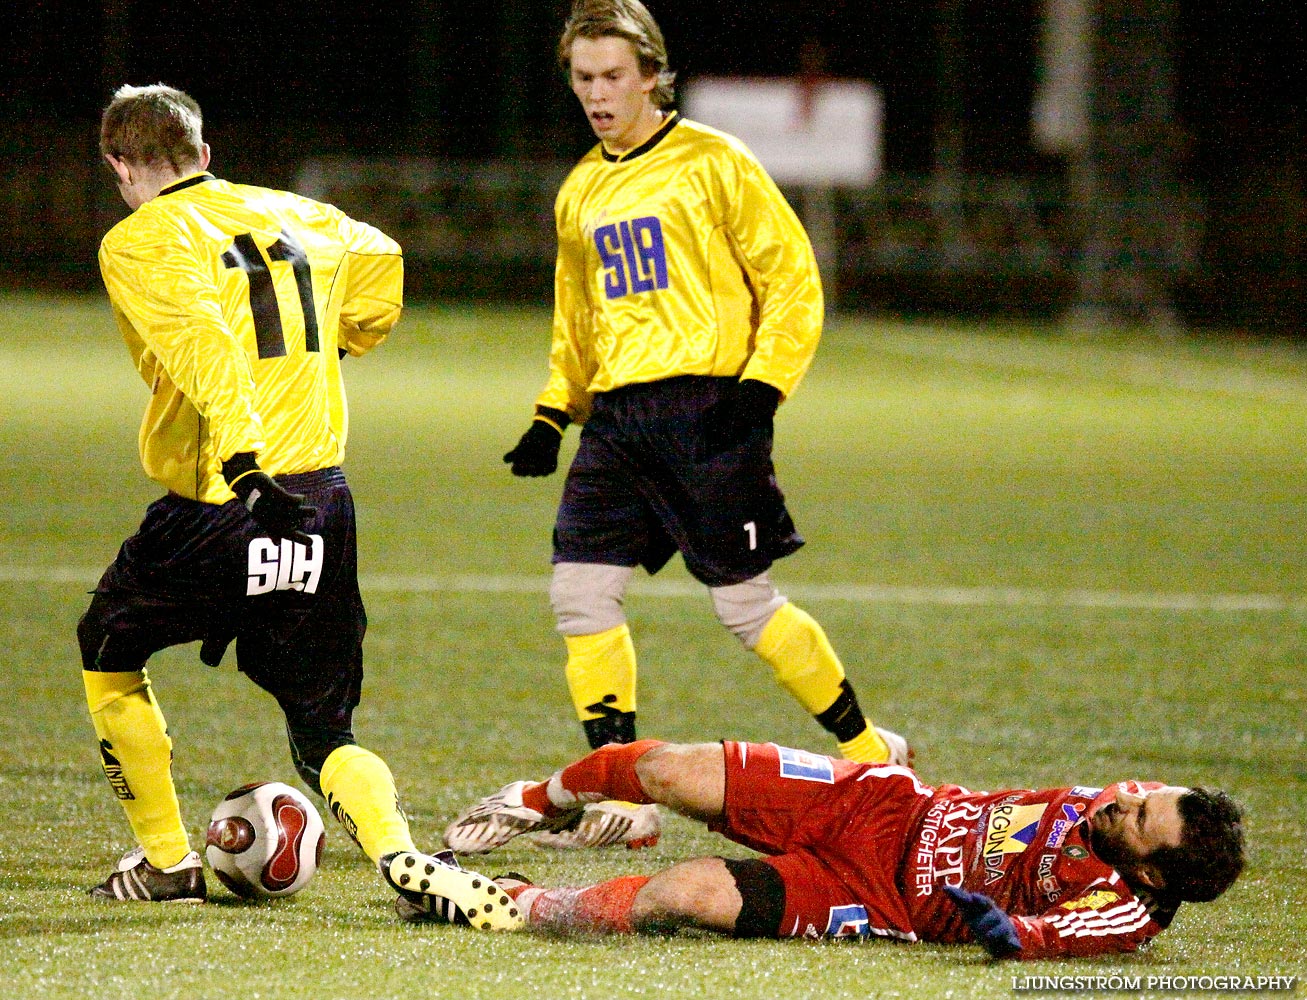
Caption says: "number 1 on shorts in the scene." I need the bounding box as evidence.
[744,521,757,551]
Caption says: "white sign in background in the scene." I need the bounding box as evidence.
[683,77,883,186]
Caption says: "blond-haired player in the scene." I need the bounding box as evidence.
[497,0,907,850]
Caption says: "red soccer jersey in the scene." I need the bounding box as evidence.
[901,781,1177,958]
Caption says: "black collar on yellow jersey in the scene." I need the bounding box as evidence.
[159,172,215,196]
[601,110,681,163]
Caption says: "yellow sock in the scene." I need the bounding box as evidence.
[564,625,637,723]
[754,603,848,715]
[319,744,415,863]
[83,669,190,869]
[838,728,891,763]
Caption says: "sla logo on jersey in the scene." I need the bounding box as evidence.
[825,904,870,938]
[247,536,323,596]
[983,802,1046,883]
[1045,802,1085,850]
[776,746,835,784]
[595,216,669,299]
[1071,786,1103,798]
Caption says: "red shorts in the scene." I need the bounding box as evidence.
[710,741,934,940]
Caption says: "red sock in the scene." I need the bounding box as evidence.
[521,739,665,815]
[523,876,651,934]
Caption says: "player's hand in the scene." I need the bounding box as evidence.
[708,379,781,452]
[222,452,317,545]
[234,473,317,545]
[943,884,1022,959]
[504,419,563,477]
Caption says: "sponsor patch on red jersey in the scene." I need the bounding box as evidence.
[983,801,1046,883]
[775,746,836,784]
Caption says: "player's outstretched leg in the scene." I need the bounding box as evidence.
[401,858,744,936]
[444,740,669,854]
[446,740,732,857]
[397,872,652,933]
[380,849,524,931]
[528,733,664,850]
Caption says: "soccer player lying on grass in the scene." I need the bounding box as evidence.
[415,740,1244,959]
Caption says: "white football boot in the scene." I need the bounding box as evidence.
[527,801,661,850]
[443,780,563,854]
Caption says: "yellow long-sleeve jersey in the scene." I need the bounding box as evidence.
[538,112,825,424]
[99,173,403,503]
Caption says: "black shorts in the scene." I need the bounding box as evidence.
[552,376,803,587]
[78,467,365,736]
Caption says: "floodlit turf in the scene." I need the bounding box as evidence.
[1,293,1304,999]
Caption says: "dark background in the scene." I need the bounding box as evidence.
[2,1,1301,330]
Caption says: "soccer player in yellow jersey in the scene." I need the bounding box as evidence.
[497,0,908,850]
[82,84,519,925]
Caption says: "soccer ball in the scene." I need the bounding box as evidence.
[205,781,325,899]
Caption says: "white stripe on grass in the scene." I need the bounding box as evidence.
[4,565,1304,612]
[868,330,1307,405]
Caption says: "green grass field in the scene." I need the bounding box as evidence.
[1,293,1304,999]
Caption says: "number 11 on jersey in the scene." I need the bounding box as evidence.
[223,229,321,359]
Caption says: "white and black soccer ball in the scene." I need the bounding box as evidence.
[205,781,325,899]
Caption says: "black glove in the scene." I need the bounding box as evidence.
[708,379,781,452]
[943,884,1022,959]
[504,413,566,477]
[222,452,317,545]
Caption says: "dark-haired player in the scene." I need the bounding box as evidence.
[82,83,513,925]
[501,0,905,849]
[430,740,1244,958]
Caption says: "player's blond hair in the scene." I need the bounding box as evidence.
[558,0,676,109]
[100,84,204,171]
